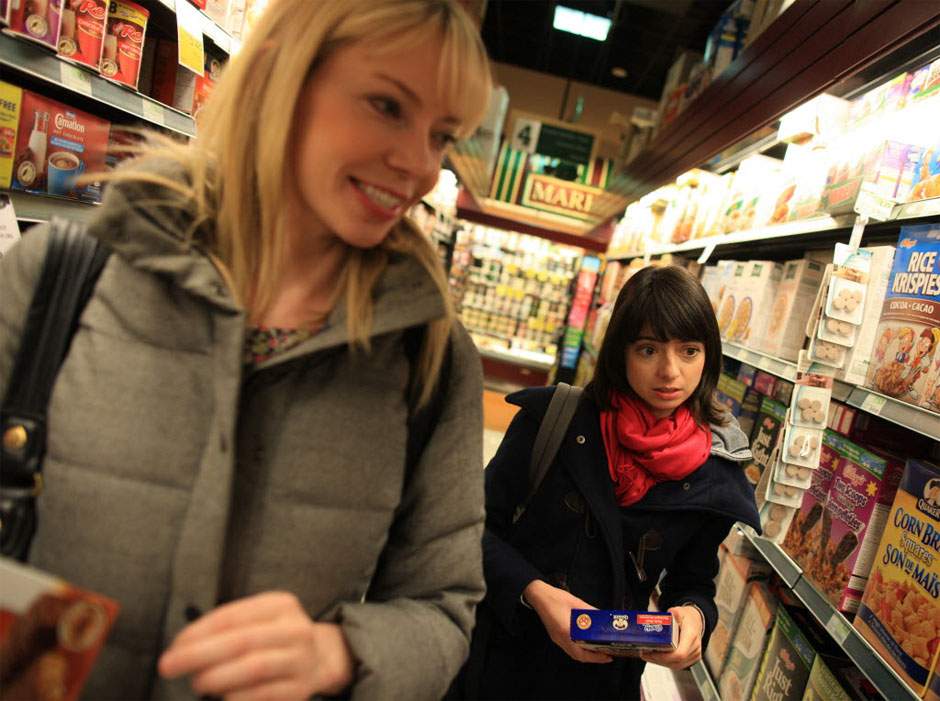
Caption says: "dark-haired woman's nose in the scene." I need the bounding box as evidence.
[657,351,680,381]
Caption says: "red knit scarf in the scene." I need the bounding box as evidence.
[600,392,712,506]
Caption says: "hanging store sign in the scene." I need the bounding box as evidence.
[522,174,600,221]
[510,113,597,172]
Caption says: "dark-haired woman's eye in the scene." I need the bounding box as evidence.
[683,346,702,358]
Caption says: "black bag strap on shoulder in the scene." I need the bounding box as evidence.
[512,382,583,524]
[1,218,111,560]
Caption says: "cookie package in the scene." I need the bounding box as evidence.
[570,609,677,656]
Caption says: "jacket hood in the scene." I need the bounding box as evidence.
[85,157,446,357]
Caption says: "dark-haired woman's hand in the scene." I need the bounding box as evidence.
[640,605,703,670]
[523,580,613,665]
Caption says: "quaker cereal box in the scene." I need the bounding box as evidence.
[7,0,63,50]
[569,610,676,656]
[760,258,826,362]
[705,552,771,679]
[744,396,787,486]
[751,607,817,701]
[5,84,109,202]
[0,81,21,188]
[800,656,852,701]
[0,557,119,701]
[810,434,905,614]
[720,581,779,701]
[56,0,109,71]
[99,0,148,90]
[866,225,940,412]
[854,459,940,696]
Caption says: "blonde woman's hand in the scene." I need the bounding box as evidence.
[158,591,354,701]
[640,605,704,670]
[523,580,613,665]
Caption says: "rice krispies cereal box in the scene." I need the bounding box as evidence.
[569,610,676,656]
[719,581,778,701]
[867,225,940,412]
[808,434,905,614]
[854,459,940,696]
[705,551,772,679]
[751,607,817,701]
[0,557,119,701]
[759,258,826,362]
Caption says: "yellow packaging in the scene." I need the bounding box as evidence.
[0,81,23,189]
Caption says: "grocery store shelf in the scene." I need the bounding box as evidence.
[155,0,235,55]
[689,660,720,701]
[7,190,98,224]
[722,341,799,383]
[475,344,554,372]
[845,387,940,441]
[0,33,196,137]
[739,527,919,701]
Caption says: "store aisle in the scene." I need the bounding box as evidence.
[482,388,515,466]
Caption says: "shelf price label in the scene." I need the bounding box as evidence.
[60,63,93,96]
[141,99,167,127]
[854,183,897,222]
[176,0,206,76]
[860,392,888,416]
[825,611,852,645]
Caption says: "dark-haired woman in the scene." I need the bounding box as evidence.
[460,265,761,700]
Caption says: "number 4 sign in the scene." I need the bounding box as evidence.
[511,117,541,154]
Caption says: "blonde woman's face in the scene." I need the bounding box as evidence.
[291,38,460,248]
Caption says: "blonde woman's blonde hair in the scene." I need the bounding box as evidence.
[102,0,491,404]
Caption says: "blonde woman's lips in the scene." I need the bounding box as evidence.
[350,177,408,216]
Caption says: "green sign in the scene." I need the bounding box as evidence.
[536,123,595,166]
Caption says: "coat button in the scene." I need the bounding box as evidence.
[219,434,228,452]
[563,491,586,514]
[683,482,691,490]
[184,604,202,622]
[576,435,586,444]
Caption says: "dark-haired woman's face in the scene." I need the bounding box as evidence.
[625,327,705,419]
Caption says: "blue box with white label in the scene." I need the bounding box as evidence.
[570,609,678,656]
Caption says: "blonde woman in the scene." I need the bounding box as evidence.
[0,1,491,699]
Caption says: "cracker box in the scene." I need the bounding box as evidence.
[745,396,787,486]
[800,655,853,701]
[730,260,783,347]
[0,557,119,701]
[569,610,677,656]
[6,83,109,202]
[866,225,940,412]
[7,0,63,51]
[100,0,148,90]
[56,0,109,72]
[760,258,826,362]
[810,434,905,614]
[751,606,817,701]
[854,459,940,696]
[719,581,779,701]
[705,551,772,679]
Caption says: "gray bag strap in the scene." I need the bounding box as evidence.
[512,382,583,524]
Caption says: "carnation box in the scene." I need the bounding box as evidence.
[3,83,109,202]
[705,552,772,679]
[854,459,940,696]
[866,225,940,412]
[751,606,817,701]
[569,609,676,656]
[0,558,119,701]
[760,257,826,362]
[7,0,62,50]
[56,0,109,72]
[810,434,905,614]
[720,581,778,701]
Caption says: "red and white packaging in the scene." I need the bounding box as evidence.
[99,0,148,90]
[0,0,10,26]
[7,0,64,50]
[56,0,108,71]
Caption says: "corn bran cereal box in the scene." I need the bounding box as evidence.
[854,459,940,696]
[719,581,778,701]
[928,657,940,701]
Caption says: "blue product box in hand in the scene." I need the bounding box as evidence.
[570,609,678,657]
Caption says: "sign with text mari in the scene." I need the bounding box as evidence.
[521,174,600,221]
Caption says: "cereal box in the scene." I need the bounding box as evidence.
[809,434,905,614]
[866,225,940,412]
[99,0,148,90]
[729,260,783,347]
[0,81,22,189]
[569,610,676,656]
[56,0,109,72]
[0,557,119,701]
[928,656,940,701]
[759,257,826,362]
[821,140,922,215]
[719,581,778,701]
[751,607,817,701]
[705,552,771,679]
[800,655,853,701]
[7,0,63,51]
[6,83,109,202]
[744,396,787,486]
[854,459,940,696]
[718,261,749,339]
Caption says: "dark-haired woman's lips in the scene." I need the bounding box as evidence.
[653,388,683,400]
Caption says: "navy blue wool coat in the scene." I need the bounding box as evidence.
[460,387,762,700]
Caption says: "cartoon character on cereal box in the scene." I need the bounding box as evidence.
[903,327,940,400]
[873,326,917,397]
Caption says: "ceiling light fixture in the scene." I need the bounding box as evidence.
[611,67,628,78]
[553,6,611,41]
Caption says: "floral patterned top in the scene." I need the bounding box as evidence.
[244,325,316,366]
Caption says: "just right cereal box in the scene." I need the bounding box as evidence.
[854,459,940,696]
[866,224,940,412]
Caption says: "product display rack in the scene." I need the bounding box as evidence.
[6,190,98,224]
[689,660,720,701]
[731,526,922,701]
[152,0,237,56]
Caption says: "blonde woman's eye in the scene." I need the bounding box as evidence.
[432,132,457,150]
[369,96,402,119]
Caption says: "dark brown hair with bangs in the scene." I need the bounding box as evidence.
[587,265,728,426]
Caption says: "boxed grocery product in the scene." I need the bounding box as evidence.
[753,370,776,396]
[4,83,109,202]
[719,581,779,701]
[866,225,940,411]
[751,606,817,701]
[909,58,940,104]
[821,140,922,215]
[569,610,676,656]
[100,0,148,90]
[809,434,905,613]
[854,459,940,696]
[739,260,783,349]
[909,145,940,202]
[800,655,853,701]
[0,558,119,701]
[759,257,826,362]
[705,551,772,679]
[772,377,795,406]
[784,145,830,223]
[745,396,787,485]
[56,0,109,71]
[7,0,63,50]
[761,500,797,544]
[778,94,850,146]
[717,261,748,338]
[716,373,748,417]
[928,658,940,701]
[0,81,21,189]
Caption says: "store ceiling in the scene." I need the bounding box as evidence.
[480,0,730,100]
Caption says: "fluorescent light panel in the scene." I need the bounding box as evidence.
[553,6,611,41]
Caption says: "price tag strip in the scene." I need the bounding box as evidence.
[141,99,167,127]
[59,62,93,96]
